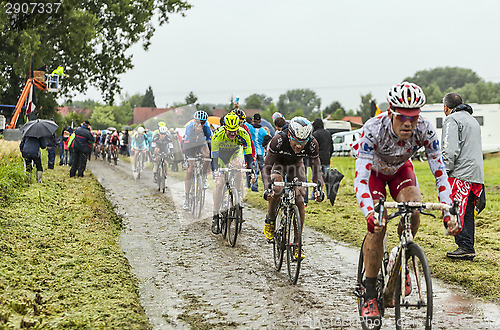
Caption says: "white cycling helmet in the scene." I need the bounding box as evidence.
[387,81,426,109]
[137,127,145,134]
[159,126,168,134]
[288,117,313,140]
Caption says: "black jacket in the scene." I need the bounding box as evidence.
[312,119,333,166]
[20,136,47,158]
[72,125,95,153]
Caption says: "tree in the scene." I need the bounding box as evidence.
[277,89,321,118]
[323,101,344,116]
[456,81,500,104]
[90,105,118,130]
[357,93,373,123]
[405,67,481,92]
[244,94,272,109]
[331,108,346,120]
[185,91,198,105]
[141,86,157,107]
[0,0,192,120]
[422,83,443,104]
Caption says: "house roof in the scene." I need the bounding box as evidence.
[133,107,172,124]
[341,116,363,125]
[57,106,92,118]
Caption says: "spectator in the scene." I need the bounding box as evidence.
[312,118,333,174]
[169,128,184,172]
[59,130,70,165]
[69,120,95,177]
[20,135,47,183]
[247,113,271,192]
[43,118,57,169]
[274,117,287,134]
[442,93,485,260]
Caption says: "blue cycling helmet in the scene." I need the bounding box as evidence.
[193,110,208,121]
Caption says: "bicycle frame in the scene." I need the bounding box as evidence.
[378,199,457,305]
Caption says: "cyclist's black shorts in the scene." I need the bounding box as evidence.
[271,160,306,182]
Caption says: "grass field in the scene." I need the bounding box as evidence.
[0,141,149,328]
[245,156,500,302]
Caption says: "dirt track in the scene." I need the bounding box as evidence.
[88,159,500,329]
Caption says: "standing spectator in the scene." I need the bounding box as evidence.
[20,135,47,183]
[274,117,287,135]
[305,118,334,204]
[123,129,130,156]
[442,93,485,260]
[69,120,95,177]
[312,118,333,174]
[43,118,57,169]
[247,113,270,192]
[169,128,183,172]
[59,130,70,165]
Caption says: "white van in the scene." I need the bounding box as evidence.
[331,129,362,157]
[323,120,351,135]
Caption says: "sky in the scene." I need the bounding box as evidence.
[73,0,500,111]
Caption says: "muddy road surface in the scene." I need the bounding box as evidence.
[88,159,500,329]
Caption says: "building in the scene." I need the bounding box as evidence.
[133,107,172,124]
[421,103,500,154]
[57,106,92,118]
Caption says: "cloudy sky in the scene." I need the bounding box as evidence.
[75,0,500,111]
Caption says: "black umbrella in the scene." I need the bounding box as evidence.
[20,119,58,138]
[123,126,132,131]
[323,168,344,206]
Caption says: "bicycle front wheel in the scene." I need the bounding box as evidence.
[194,174,203,217]
[158,161,166,193]
[273,205,286,271]
[220,188,229,239]
[394,243,433,330]
[286,204,302,284]
[227,190,239,247]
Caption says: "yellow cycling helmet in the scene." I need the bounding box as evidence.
[158,121,166,127]
[224,113,240,132]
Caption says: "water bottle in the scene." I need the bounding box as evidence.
[386,246,398,274]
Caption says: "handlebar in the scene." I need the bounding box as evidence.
[218,168,252,173]
[274,181,317,188]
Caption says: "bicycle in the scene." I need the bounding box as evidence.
[186,154,211,218]
[108,144,118,165]
[156,152,169,193]
[134,150,145,179]
[271,177,317,284]
[217,167,252,247]
[354,197,458,330]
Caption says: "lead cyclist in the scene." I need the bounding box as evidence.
[354,82,460,324]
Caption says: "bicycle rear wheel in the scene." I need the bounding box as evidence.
[356,236,383,330]
[113,148,118,165]
[227,189,239,247]
[286,204,302,284]
[394,243,433,330]
[273,206,286,271]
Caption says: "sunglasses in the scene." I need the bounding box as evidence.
[390,109,419,122]
[289,135,309,145]
[196,120,206,125]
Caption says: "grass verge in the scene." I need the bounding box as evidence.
[0,141,149,328]
[245,156,500,303]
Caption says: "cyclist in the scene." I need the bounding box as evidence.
[131,127,149,171]
[262,117,324,258]
[151,125,173,183]
[354,82,459,322]
[183,110,212,210]
[109,128,120,159]
[210,113,254,234]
